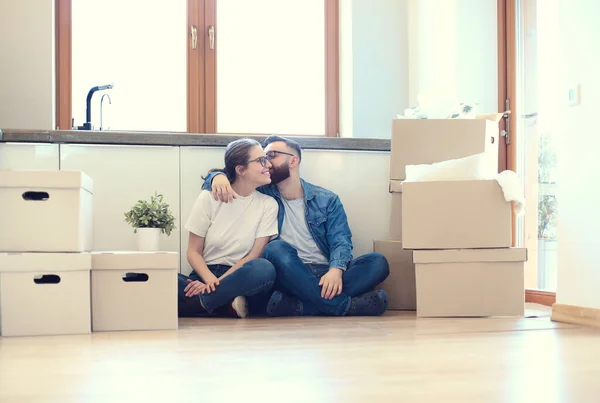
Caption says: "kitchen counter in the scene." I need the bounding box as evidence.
[0,129,391,152]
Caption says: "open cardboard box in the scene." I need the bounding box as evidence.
[390,119,499,181]
[401,179,512,250]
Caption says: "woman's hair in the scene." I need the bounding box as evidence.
[203,138,262,184]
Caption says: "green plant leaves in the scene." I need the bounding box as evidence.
[124,192,176,236]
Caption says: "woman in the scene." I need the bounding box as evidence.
[178,138,279,318]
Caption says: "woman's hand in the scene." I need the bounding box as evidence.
[212,174,236,203]
[184,279,206,297]
[201,274,221,294]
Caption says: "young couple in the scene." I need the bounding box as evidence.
[177,136,390,318]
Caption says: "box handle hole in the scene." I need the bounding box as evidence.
[33,274,61,284]
[122,272,149,282]
[490,136,495,144]
[22,191,50,201]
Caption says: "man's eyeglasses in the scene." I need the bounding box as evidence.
[266,150,296,160]
[245,156,269,167]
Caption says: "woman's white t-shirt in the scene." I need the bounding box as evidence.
[185,190,279,266]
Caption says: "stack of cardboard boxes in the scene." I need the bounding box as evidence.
[375,119,528,317]
[0,170,178,337]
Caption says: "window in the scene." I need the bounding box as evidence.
[56,0,339,136]
[71,0,187,132]
[215,0,325,135]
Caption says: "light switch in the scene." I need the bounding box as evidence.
[568,84,581,107]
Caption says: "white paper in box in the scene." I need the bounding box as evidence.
[0,170,94,252]
[91,251,178,332]
[0,252,92,337]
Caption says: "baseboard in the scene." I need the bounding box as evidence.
[551,304,600,328]
[525,290,556,306]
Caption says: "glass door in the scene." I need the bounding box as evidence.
[514,0,560,291]
[202,0,336,136]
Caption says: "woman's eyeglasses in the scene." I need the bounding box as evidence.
[246,150,296,167]
[245,156,269,167]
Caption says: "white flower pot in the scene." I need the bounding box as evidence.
[136,228,162,251]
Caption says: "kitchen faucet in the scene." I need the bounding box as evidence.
[80,84,114,130]
[99,93,112,131]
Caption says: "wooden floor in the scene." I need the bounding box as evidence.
[1,304,599,403]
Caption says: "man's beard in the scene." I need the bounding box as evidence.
[269,162,291,185]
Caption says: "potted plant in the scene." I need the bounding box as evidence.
[124,193,175,251]
[537,130,558,243]
[537,130,558,289]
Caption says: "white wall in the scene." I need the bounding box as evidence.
[555,0,600,309]
[0,0,55,130]
[341,0,498,139]
[455,0,498,114]
[408,0,498,113]
[341,0,410,139]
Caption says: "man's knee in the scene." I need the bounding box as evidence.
[263,239,294,255]
[263,240,298,266]
[243,258,276,283]
[373,252,390,280]
[362,252,390,282]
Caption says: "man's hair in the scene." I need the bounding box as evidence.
[263,135,302,161]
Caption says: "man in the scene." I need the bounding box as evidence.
[202,135,389,317]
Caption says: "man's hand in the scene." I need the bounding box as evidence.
[319,268,343,300]
[184,279,206,297]
[212,174,236,203]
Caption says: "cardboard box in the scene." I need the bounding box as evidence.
[413,248,527,317]
[402,180,512,249]
[91,251,178,332]
[389,180,403,241]
[390,119,499,181]
[373,240,416,310]
[0,253,92,337]
[0,170,93,252]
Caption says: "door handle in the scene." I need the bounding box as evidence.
[190,25,198,49]
[208,25,215,50]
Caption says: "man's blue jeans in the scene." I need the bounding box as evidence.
[262,240,390,316]
[178,258,276,316]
